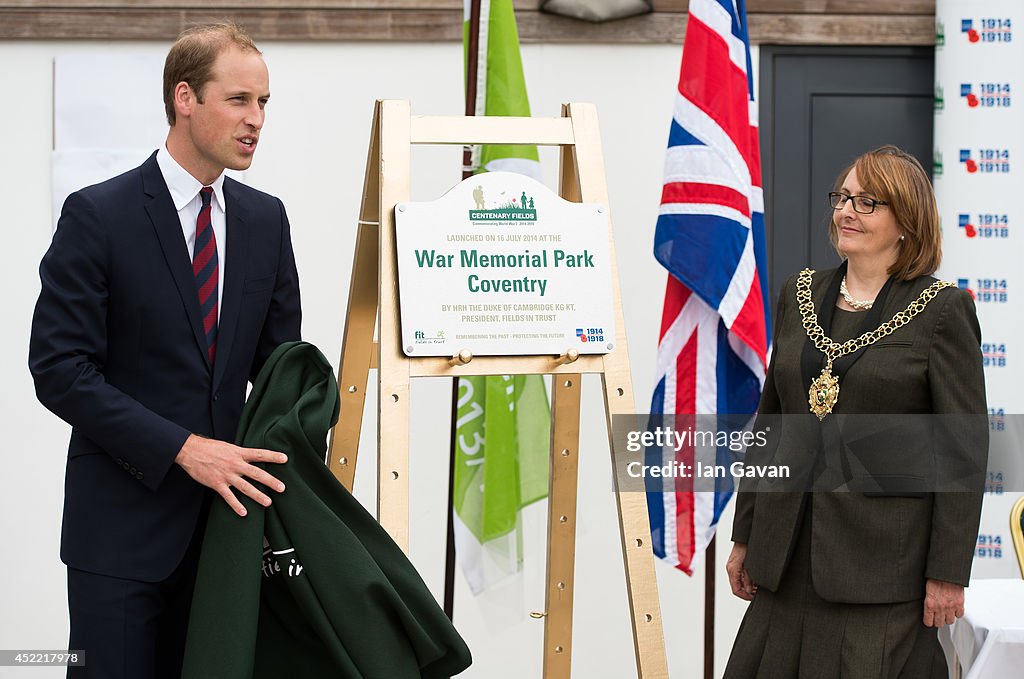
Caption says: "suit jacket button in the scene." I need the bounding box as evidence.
[116,458,123,465]
[213,393,220,402]
[123,461,131,470]
[136,471,144,480]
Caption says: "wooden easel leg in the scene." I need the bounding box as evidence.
[565,101,669,678]
[327,220,378,490]
[328,101,382,490]
[376,99,413,551]
[543,373,582,679]
[602,371,669,679]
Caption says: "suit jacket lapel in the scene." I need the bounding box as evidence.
[142,154,210,371]
[213,179,248,392]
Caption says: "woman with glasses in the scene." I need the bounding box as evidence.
[723,145,988,678]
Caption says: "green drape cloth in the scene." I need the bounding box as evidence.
[182,341,472,678]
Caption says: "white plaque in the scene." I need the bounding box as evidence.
[394,172,617,357]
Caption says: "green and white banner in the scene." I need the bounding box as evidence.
[451,374,550,593]
[453,0,550,597]
[464,0,541,179]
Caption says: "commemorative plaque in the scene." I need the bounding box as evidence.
[394,171,616,357]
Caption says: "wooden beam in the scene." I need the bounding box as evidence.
[0,9,461,40]
[0,8,935,44]
[0,0,931,13]
[654,0,934,13]
[749,13,934,45]
[0,0,540,7]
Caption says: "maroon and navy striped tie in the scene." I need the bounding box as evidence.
[193,187,218,364]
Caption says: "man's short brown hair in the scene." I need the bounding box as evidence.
[163,22,261,126]
[828,145,943,280]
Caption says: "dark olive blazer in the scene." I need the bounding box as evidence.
[732,264,988,604]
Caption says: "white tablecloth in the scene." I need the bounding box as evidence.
[939,579,1024,679]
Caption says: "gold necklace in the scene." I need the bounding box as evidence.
[797,268,955,419]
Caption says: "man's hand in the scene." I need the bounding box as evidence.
[726,542,758,601]
[923,578,965,628]
[175,434,287,517]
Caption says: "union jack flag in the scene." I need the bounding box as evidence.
[646,0,770,575]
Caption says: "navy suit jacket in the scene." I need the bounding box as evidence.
[29,152,301,582]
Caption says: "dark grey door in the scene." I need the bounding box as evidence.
[759,46,935,303]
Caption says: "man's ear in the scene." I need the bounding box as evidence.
[173,81,195,121]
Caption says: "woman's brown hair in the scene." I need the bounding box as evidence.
[829,145,942,280]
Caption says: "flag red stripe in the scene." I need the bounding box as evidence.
[747,126,763,190]
[730,270,768,363]
[660,276,692,340]
[662,181,751,218]
[678,16,754,175]
[674,335,698,573]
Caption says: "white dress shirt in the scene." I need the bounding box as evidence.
[155,146,226,320]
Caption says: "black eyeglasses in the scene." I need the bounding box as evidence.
[829,192,888,215]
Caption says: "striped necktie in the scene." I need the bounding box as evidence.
[193,187,218,364]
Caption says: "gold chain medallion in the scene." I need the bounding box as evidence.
[809,368,840,419]
[796,269,954,420]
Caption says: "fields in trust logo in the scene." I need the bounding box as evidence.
[413,329,445,344]
[469,186,538,223]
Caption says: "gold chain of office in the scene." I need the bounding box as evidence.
[796,268,955,420]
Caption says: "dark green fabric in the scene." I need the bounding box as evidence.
[182,341,472,678]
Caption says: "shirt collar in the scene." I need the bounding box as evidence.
[156,146,226,213]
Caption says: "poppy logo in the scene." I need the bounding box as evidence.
[576,327,605,343]
[960,84,980,108]
[958,214,977,238]
[959,149,978,173]
[961,19,980,43]
[960,17,1013,44]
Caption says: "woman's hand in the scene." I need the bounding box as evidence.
[923,578,965,627]
[726,542,758,601]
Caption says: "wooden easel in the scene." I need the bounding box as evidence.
[326,99,668,678]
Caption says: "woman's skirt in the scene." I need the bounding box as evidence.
[723,504,948,679]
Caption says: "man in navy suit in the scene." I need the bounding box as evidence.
[29,23,300,678]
